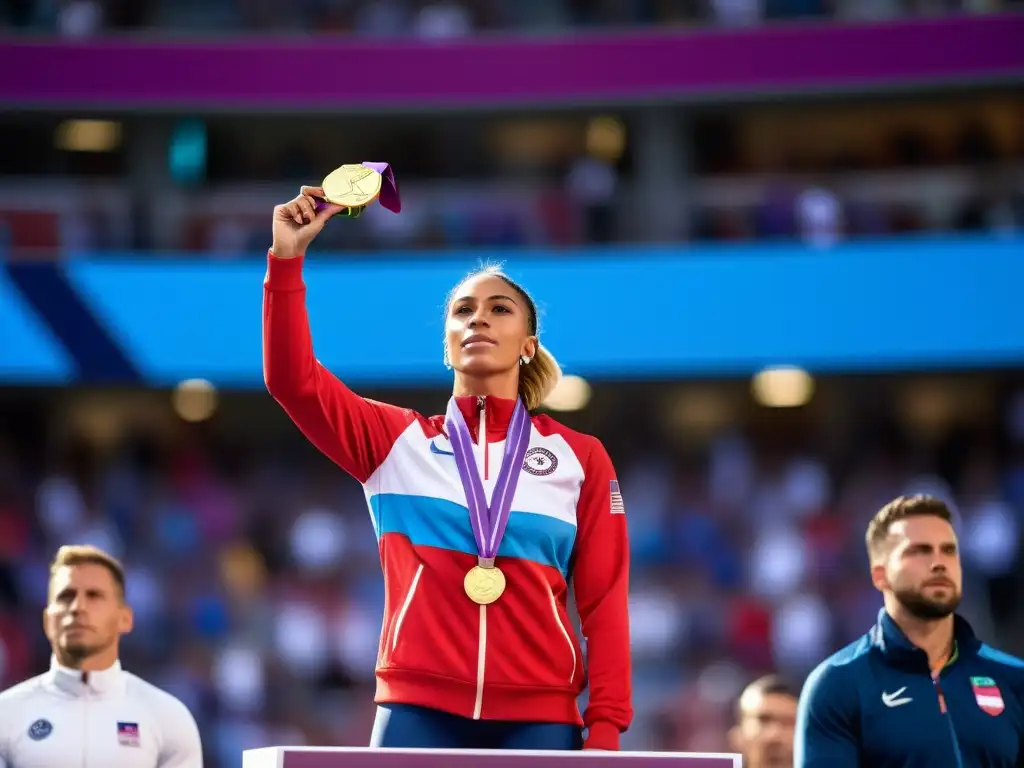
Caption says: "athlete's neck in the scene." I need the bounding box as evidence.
[888,604,955,673]
[452,371,519,401]
[55,646,119,673]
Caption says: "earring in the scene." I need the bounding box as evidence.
[520,355,532,365]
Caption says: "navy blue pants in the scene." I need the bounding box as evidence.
[370,703,583,750]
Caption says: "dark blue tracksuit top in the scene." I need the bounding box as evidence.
[795,609,1024,767]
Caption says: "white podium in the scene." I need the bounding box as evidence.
[242,747,741,768]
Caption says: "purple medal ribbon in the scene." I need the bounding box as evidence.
[314,161,402,214]
[445,398,532,563]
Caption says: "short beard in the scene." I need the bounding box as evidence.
[895,586,961,621]
[759,748,792,768]
[58,640,103,667]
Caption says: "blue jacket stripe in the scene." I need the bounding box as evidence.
[369,493,576,575]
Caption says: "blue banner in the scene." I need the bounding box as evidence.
[2,236,1022,387]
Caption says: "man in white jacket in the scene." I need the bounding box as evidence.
[0,544,203,767]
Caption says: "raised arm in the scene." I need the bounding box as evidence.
[264,187,414,483]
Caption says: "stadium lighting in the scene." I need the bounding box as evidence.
[55,120,122,152]
[172,378,218,422]
[542,375,592,412]
[751,366,814,408]
[585,116,626,162]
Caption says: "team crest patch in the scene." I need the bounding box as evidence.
[523,447,557,476]
[971,676,1005,716]
[28,719,53,741]
[117,721,141,747]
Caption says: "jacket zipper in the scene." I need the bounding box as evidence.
[478,396,489,481]
[933,676,964,768]
[82,694,89,768]
[391,564,424,652]
[473,396,488,719]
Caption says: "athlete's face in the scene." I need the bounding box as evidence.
[44,564,133,665]
[728,690,797,768]
[873,515,962,620]
[445,274,537,377]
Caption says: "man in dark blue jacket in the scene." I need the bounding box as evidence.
[795,494,1024,767]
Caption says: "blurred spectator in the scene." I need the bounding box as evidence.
[414,0,473,37]
[795,180,843,249]
[57,0,102,36]
[727,674,798,768]
[566,152,618,244]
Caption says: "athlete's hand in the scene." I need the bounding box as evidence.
[271,186,345,260]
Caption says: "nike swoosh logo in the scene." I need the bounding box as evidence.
[429,441,454,456]
[881,687,912,707]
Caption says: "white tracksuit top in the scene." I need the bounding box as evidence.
[0,658,202,768]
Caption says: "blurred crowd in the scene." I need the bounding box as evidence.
[3,0,1022,37]
[182,107,1024,251]
[3,109,1021,255]
[1,382,1023,765]
[188,162,1022,254]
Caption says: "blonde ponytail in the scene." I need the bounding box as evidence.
[519,342,561,411]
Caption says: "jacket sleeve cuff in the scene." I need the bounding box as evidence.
[265,250,306,291]
[583,721,620,751]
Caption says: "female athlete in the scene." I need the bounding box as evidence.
[263,187,632,751]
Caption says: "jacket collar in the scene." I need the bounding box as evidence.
[452,395,520,442]
[871,607,979,670]
[47,655,127,697]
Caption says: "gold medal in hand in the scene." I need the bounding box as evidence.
[321,164,383,209]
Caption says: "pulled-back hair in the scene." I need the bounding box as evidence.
[445,266,562,411]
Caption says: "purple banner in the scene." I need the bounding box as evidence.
[242,747,741,768]
[1,15,1022,110]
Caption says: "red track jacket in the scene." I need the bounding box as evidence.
[263,253,632,750]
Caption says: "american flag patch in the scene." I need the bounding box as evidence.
[609,480,625,514]
[117,722,140,747]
